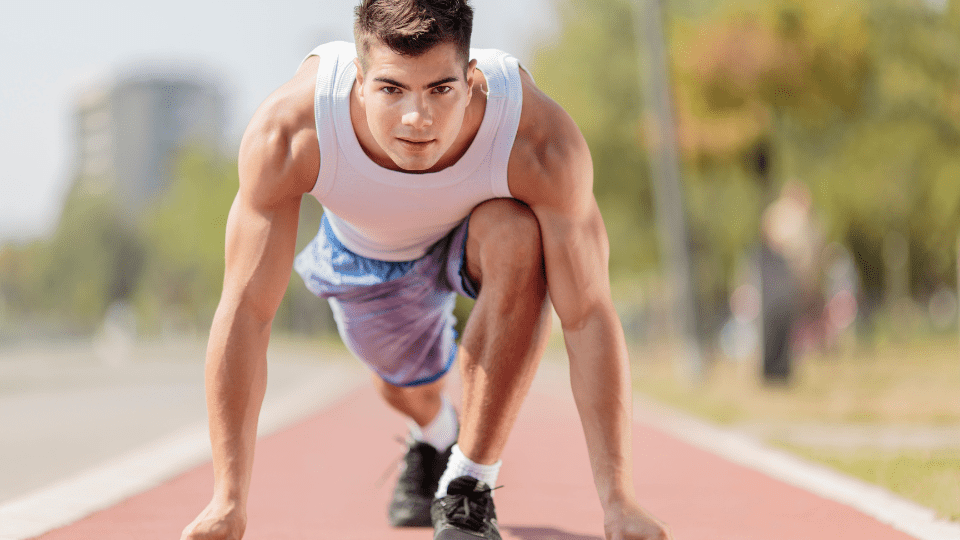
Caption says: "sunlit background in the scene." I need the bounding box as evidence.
[1,0,958,525]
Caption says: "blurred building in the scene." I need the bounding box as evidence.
[72,64,227,214]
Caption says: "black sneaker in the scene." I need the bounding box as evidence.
[431,476,501,540]
[388,441,453,527]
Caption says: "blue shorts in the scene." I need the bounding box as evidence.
[294,214,479,387]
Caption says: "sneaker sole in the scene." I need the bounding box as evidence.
[389,515,432,528]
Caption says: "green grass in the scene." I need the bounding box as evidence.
[632,335,960,425]
[778,445,960,522]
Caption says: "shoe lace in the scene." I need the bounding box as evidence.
[375,435,412,488]
[442,483,502,532]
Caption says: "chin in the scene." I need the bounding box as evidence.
[391,153,441,172]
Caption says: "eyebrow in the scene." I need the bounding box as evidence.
[373,76,460,90]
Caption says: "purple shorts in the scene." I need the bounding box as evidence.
[294,214,478,387]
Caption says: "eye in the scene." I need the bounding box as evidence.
[432,86,452,95]
[380,86,402,95]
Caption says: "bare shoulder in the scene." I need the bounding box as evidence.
[507,69,593,214]
[238,56,321,209]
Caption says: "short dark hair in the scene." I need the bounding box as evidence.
[354,0,473,71]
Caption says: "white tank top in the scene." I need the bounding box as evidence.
[301,41,522,261]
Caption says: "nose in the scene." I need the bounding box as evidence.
[401,95,433,129]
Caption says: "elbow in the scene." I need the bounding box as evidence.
[238,293,277,333]
[214,289,275,337]
[558,300,604,334]
[559,300,626,359]
[556,288,618,333]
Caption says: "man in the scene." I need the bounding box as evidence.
[181,1,671,539]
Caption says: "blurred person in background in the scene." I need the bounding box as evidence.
[762,180,826,359]
[758,210,798,384]
[180,1,671,539]
[757,179,823,384]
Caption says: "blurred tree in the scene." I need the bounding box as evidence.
[532,0,960,344]
[134,147,236,334]
[0,241,45,337]
[671,0,960,323]
[844,0,960,303]
[134,146,333,337]
[670,0,872,344]
[782,0,960,313]
[672,0,871,163]
[0,182,145,334]
[0,144,335,340]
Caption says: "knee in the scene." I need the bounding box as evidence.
[377,378,405,405]
[470,199,545,288]
[375,376,441,408]
[378,381,411,411]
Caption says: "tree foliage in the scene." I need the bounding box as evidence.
[0,182,143,335]
[133,147,236,333]
[132,147,330,336]
[0,146,332,338]
[531,0,960,322]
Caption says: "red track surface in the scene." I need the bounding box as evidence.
[35,369,916,540]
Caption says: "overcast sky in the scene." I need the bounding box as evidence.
[0,0,558,244]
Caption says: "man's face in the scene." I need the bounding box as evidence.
[355,41,476,172]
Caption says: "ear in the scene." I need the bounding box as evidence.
[353,58,365,100]
[466,58,478,99]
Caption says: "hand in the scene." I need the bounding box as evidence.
[180,498,247,540]
[604,498,672,540]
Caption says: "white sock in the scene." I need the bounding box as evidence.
[435,444,502,498]
[407,394,458,451]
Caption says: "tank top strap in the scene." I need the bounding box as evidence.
[304,41,356,200]
[471,49,523,199]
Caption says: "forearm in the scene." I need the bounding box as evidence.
[204,299,271,506]
[564,305,636,507]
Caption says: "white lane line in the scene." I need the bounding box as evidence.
[0,363,365,540]
[633,395,960,540]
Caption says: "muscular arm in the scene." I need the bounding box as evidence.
[205,159,303,506]
[519,140,635,505]
[511,75,668,540]
[544,206,635,504]
[183,59,319,540]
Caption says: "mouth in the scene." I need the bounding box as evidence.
[397,137,434,149]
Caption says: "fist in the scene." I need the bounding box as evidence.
[604,499,671,540]
[181,499,247,540]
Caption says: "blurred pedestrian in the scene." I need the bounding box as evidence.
[757,180,823,383]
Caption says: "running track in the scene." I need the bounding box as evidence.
[16,364,957,540]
